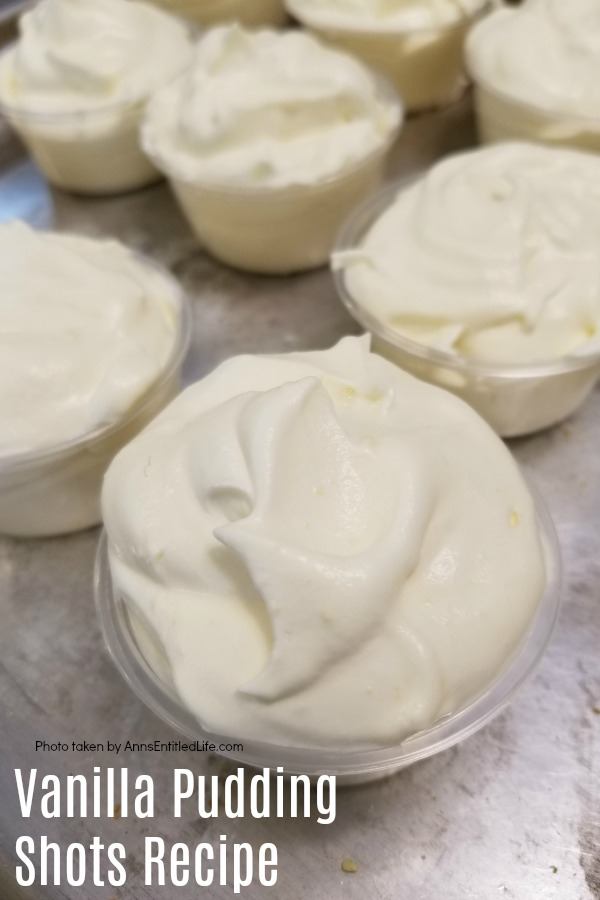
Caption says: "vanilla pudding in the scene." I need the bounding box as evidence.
[286,0,489,111]
[142,25,401,273]
[0,222,187,537]
[102,336,547,750]
[334,143,600,436]
[467,0,600,152]
[149,0,286,26]
[0,0,193,194]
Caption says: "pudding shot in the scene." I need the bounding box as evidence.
[142,25,402,274]
[0,222,188,537]
[0,0,193,194]
[100,336,551,762]
[467,0,600,152]
[334,143,600,436]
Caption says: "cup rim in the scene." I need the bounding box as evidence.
[286,0,490,37]
[0,247,191,471]
[465,10,600,128]
[95,481,561,777]
[141,72,403,197]
[333,177,600,380]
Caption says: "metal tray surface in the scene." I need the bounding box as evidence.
[0,100,598,900]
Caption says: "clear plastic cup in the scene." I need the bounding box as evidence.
[150,0,287,27]
[0,34,180,196]
[0,93,162,195]
[142,78,402,275]
[0,101,159,196]
[95,490,560,784]
[286,0,490,112]
[465,15,600,154]
[0,262,190,538]
[333,183,600,438]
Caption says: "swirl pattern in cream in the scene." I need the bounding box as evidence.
[336,144,600,364]
[0,222,181,456]
[0,0,192,114]
[103,336,546,749]
[142,25,401,187]
[466,0,600,118]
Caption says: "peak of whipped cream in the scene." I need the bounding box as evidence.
[336,143,600,365]
[467,0,600,118]
[0,222,181,456]
[103,336,546,749]
[0,0,192,113]
[287,0,486,31]
[142,25,401,188]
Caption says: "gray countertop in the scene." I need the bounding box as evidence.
[0,99,599,900]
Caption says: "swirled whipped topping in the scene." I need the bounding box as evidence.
[335,144,600,365]
[0,0,192,114]
[103,336,546,749]
[467,0,600,118]
[286,0,486,31]
[0,222,181,456]
[142,25,401,187]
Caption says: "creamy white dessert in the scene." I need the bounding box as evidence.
[0,0,193,193]
[466,0,600,151]
[0,222,184,536]
[142,25,401,272]
[334,143,600,435]
[144,25,399,189]
[286,0,488,110]
[289,0,485,30]
[148,0,286,27]
[335,144,600,365]
[103,336,546,750]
